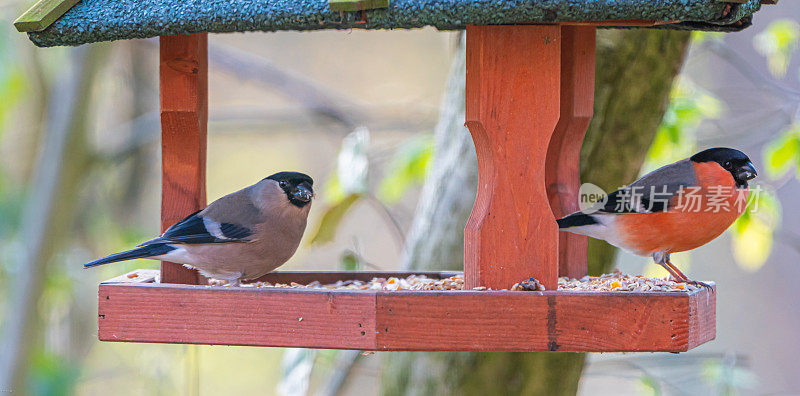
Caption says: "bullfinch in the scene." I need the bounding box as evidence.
[84,172,314,286]
[557,147,757,287]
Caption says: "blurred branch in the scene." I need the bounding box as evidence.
[364,194,405,250]
[142,38,365,130]
[208,42,364,129]
[0,44,109,392]
[101,104,436,163]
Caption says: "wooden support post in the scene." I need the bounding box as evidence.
[546,26,595,279]
[464,25,561,291]
[159,33,208,284]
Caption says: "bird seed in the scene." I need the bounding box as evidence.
[208,270,699,292]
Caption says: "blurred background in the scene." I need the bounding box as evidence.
[0,1,799,395]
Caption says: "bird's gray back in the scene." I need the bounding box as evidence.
[200,185,267,226]
[630,159,697,193]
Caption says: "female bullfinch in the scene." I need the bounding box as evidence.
[84,172,314,286]
[557,147,757,287]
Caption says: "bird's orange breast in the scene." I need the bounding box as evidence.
[616,161,749,255]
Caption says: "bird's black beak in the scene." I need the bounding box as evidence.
[292,184,314,203]
[737,161,757,181]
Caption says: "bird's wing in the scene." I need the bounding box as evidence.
[592,159,697,215]
[139,210,254,246]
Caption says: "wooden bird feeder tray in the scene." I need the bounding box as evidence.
[102,269,715,352]
[16,0,768,352]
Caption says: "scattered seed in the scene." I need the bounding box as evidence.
[206,270,698,293]
[557,270,699,292]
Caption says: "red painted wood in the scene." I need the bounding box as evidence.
[464,25,561,291]
[97,278,715,352]
[546,26,595,279]
[376,292,549,351]
[99,284,376,349]
[688,287,716,349]
[377,290,709,352]
[159,33,208,284]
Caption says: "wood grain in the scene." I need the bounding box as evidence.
[376,290,710,352]
[99,283,376,349]
[376,292,549,351]
[159,34,208,284]
[546,26,595,279]
[98,279,715,352]
[13,0,80,32]
[328,0,390,12]
[688,285,717,349]
[464,25,561,291]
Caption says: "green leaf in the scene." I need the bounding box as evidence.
[753,19,800,78]
[730,187,781,271]
[764,125,800,178]
[28,351,80,395]
[645,77,722,172]
[340,250,360,271]
[702,358,758,390]
[322,173,347,205]
[377,135,433,204]
[308,193,362,245]
[691,31,724,45]
[636,375,662,396]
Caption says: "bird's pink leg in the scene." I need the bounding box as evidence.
[665,259,713,290]
[657,261,686,282]
[663,259,688,281]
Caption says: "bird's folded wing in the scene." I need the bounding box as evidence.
[139,210,253,246]
[593,159,697,215]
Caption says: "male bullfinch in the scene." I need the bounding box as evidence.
[84,172,314,286]
[557,147,757,287]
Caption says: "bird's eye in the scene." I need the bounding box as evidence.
[279,181,288,188]
[724,161,732,168]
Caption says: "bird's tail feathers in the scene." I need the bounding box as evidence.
[83,244,176,268]
[556,212,599,229]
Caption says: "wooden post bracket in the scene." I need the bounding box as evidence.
[465,25,597,289]
[546,25,595,279]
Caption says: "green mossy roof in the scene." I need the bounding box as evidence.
[26,0,762,47]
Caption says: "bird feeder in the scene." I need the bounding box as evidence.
[16,0,771,352]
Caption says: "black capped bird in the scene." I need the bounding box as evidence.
[84,172,314,286]
[557,148,757,287]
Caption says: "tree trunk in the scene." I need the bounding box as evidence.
[0,45,109,392]
[383,29,690,396]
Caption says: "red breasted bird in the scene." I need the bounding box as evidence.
[557,148,757,286]
[84,172,314,286]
